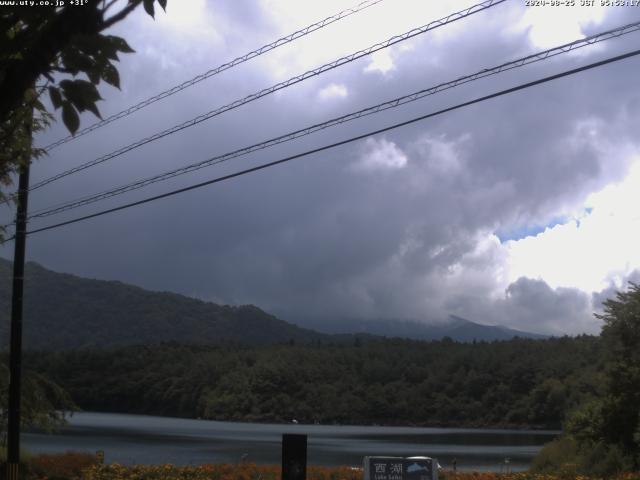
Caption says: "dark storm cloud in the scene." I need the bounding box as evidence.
[4,1,640,334]
[445,276,595,335]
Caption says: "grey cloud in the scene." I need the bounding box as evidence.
[447,277,597,335]
[591,269,640,312]
[4,2,640,334]
[502,278,594,333]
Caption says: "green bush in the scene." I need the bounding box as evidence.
[530,436,579,474]
[577,441,634,478]
[532,435,637,478]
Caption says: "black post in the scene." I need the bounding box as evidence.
[6,158,31,480]
[282,434,307,480]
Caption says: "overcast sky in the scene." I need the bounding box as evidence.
[3,0,640,335]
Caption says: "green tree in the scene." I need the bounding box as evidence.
[547,282,640,475]
[0,360,75,449]
[595,282,640,463]
[0,0,168,442]
[0,0,167,208]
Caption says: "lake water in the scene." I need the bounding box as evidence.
[24,412,558,472]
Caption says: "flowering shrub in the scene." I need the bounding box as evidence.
[82,464,640,480]
[438,472,640,480]
[28,451,99,480]
[21,454,640,480]
[82,463,363,480]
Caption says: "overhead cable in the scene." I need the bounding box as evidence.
[21,48,640,238]
[41,0,387,151]
[29,0,506,192]
[25,20,640,220]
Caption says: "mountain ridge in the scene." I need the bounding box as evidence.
[0,257,545,349]
[0,258,328,349]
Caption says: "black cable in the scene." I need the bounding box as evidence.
[24,19,640,221]
[28,0,506,192]
[22,48,640,238]
[41,0,387,151]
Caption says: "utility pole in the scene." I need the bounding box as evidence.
[5,118,31,480]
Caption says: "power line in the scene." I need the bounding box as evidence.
[41,0,387,152]
[28,0,506,192]
[24,20,640,220]
[21,48,640,238]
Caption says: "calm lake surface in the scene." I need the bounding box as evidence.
[24,412,559,472]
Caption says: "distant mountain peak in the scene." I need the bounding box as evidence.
[288,313,547,342]
[447,314,472,327]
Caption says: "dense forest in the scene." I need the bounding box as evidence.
[20,335,603,429]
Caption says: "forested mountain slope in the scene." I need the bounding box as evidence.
[0,259,326,349]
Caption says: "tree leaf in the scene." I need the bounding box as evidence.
[143,0,155,18]
[60,48,93,75]
[157,0,167,11]
[74,33,102,56]
[48,87,62,109]
[95,40,119,61]
[84,101,102,119]
[106,35,135,54]
[33,99,47,113]
[101,63,120,89]
[87,68,101,85]
[58,79,73,89]
[61,102,79,134]
[60,79,102,109]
